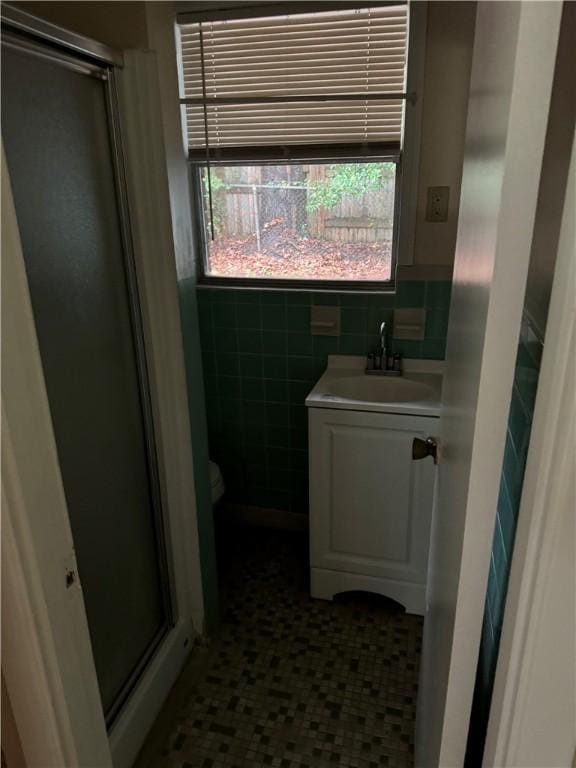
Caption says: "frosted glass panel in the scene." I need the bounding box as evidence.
[2,42,170,719]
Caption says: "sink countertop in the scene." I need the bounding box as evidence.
[305,355,443,417]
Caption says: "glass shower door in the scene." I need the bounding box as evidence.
[2,35,171,724]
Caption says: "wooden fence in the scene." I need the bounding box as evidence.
[210,165,395,243]
[223,189,256,236]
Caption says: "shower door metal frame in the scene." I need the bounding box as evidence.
[1,0,180,740]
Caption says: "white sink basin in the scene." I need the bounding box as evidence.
[328,375,434,403]
[306,355,443,417]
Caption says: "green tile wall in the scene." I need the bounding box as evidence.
[466,316,543,764]
[197,281,452,514]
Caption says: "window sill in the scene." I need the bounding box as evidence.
[197,275,397,295]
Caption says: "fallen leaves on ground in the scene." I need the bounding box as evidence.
[207,224,392,281]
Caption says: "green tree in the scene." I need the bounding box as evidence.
[306,163,395,212]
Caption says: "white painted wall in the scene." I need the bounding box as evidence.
[412,1,476,271]
[144,2,197,280]
[16,1,149,48]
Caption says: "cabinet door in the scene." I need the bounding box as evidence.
[309,407,437,586]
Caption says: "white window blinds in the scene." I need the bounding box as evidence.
[179,5,409,160]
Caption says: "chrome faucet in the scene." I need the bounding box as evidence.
[366,320,402,376]
[380,321,388,364]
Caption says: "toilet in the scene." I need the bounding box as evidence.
[209,460,225,506]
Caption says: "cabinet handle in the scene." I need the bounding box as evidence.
[412,437,438,464]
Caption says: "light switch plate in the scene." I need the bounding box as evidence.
[426,186,450,222]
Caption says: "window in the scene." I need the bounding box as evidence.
[178,4,411,289]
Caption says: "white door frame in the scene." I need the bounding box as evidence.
[483,133,576,768]
[1,18,206,768]
[415,3,563,765]
[109,50,208,768]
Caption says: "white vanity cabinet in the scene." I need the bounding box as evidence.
[308,406,438,615]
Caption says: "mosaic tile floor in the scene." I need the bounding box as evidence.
[137,526,423,768]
